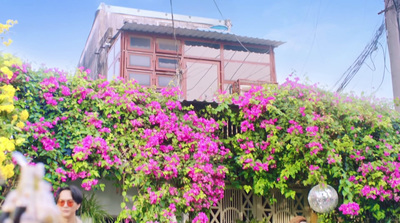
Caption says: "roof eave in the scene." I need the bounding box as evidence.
[120,23,284,48]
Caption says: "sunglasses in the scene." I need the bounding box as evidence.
[57,199,75,207]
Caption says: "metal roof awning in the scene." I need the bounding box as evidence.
[120,22,284,48]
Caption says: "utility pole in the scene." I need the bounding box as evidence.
[383,0,400,112]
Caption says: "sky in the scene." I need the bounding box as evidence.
[0,0,394,100]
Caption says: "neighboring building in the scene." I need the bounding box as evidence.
[79,3,283,101]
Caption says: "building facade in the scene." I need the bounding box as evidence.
[79,3,283,101]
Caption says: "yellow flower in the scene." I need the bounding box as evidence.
[0,163,14,179]
[0,20,16,34]
[20,110,29,121]
[7,143,14,152]
[3,56,22,67]
[12,114,18,122]
[0,137,14,152]
[0,66,13,79]
[0,24,11,33]
[2,39,12,46]
[16,121,25,129]
[0,152,5,164]
[15,138,25,146]
[1,85,16,99]
[0,104,14,113]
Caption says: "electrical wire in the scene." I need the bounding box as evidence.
[372,41,389,94]
[169,0,184,92]
[225,52,251,81]
[186,63,216,91]
[333,21,385,93]
[301,0,322,74]
[195,0,254,99]
[185,0,272,99]
[212,0,250,52]
[169,0,177,44]
[364,51,377,71]
[213,0,225,19]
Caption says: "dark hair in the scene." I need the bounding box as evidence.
[55,185,83,204]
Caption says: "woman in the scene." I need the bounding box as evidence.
[55,185,83,223]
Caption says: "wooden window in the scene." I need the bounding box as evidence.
[156,38,180,53]
[128,53,152,68]
[128,71,152,86]
[156,57,179,71]
[128,36,152,52]
[157,74,176,87]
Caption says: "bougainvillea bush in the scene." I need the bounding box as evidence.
[1,58,229,222]
[1,50,400,222]
[209,78,400,222]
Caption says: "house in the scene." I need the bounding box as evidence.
[79,3,283,101]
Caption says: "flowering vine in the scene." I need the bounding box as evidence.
[1,51,400,222]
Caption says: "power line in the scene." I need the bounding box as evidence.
[372,41,390,94]
[333,21,385,93]
[169,0,176,40]
[213,0,225,19]
[190,0,271,99]
[301,0,322,74]
[212,0,250,52]
[169,0,183,92]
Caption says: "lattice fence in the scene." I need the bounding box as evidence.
[209,188,309,223]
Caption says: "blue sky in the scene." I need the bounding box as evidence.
[0,0,393,99]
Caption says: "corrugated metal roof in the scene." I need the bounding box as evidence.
[120,23,284,48]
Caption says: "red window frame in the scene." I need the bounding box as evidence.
[127,53,153,70]
[156,56,179,72]
[127,70,153,86]
[156,72,177,88]
[127,35,153,52]
[156,38,181,54]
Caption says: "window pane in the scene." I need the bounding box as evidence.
[224,44,270,63]
[158,76,176,87]
[184,41,220,59]
[130,37,151,49]
[157,39,179,52]
[129,55,151,67]
[129,73,151,86]
[158,58,178,70]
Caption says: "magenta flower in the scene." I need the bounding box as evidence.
[339,202,360,216]
[309,165,319,171]
[192,212,208,223]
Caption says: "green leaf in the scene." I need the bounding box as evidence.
[243,185,252,193]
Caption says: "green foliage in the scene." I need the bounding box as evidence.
[80,193,112,223]
[207,80,400,222]
[1,52,400,222]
